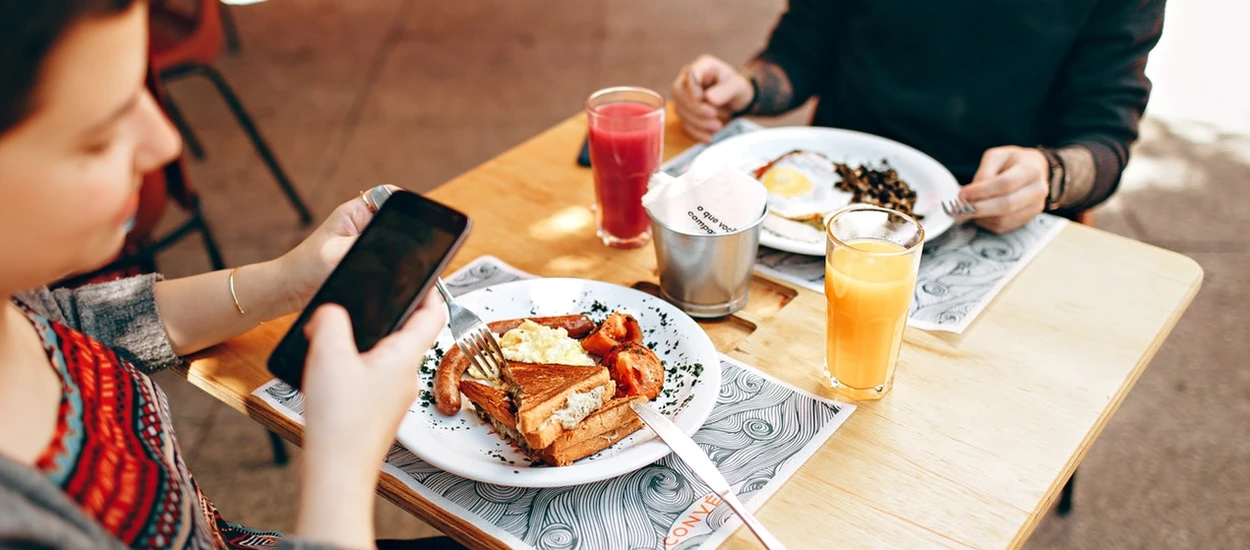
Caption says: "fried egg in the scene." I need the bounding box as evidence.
[757,151,853,221]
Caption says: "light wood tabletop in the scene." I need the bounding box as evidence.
[180,109,1203,549]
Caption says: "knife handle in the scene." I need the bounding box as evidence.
[721,492,788,550]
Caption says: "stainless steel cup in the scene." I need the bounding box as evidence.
[647,207,767,318]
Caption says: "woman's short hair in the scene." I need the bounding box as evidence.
[0,0,139,134]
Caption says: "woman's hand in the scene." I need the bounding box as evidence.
[276,187,398,313]
[670,55,754,142]
[295,294,447,548]
[958,146,1049,234]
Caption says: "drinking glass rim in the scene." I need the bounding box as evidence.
[825,204,925,255]
[586,86,665,116]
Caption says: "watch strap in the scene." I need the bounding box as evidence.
[1037,146,1066,211]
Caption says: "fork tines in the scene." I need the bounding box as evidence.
[463,325,507,380]
[941,197,978,217]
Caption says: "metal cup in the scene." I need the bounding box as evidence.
[647,207,767,318]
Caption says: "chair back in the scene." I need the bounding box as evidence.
[149,0,225,70]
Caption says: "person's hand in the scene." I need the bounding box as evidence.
[671,55,754,142]
[958,146,1049,234]
[276,186,400,312]
[294,295,446,548]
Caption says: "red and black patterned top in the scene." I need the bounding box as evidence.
[21,303,285,549]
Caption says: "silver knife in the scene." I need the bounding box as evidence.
[630,402,788,550]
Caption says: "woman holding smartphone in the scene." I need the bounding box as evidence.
[0,2,458,548]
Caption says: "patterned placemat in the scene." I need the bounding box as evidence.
[252,257,855,549]
[661,120,1069,334]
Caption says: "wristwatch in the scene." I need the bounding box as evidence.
[1037,146,1066,212]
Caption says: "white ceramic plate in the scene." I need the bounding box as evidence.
[397,278,722,488]
[690,126,961,256]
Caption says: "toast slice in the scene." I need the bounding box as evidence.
[539,395,646,466]
[461,380,644,467]
[504,362,615,449]
[459,380,523,444]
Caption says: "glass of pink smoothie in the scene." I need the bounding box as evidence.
[585,87,665,248]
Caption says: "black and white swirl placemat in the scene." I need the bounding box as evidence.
[253,256,855,549]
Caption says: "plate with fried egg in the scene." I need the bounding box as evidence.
[398,278,721,487]
[690,126,960,256]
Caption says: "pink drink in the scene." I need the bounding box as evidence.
[586,88,664,248]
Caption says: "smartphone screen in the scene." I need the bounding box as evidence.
[267,190,470,389]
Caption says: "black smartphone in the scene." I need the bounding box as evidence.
[577,133,592,167]
[267,190,471,389]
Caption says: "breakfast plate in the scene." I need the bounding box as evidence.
[690,126,961,256]
[397,278,722,488]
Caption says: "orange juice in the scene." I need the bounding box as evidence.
[824,238,919,400]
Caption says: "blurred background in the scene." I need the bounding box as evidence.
[146,0,1248,547]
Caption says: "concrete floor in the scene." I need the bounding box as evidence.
[148,0,1249,547]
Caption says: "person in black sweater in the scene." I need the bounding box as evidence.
[672,0,1166,234]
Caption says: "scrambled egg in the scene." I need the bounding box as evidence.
[498,320,595,366]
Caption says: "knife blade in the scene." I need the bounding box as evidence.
[630,402,788,550]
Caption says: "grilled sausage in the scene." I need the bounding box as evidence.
[433,315,595,415]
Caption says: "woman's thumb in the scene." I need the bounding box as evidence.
[304,304,357,361]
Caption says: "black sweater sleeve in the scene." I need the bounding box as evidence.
[754,0,844,113]
[1048,0,1166,210]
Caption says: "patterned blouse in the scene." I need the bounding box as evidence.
[18,301,285,549]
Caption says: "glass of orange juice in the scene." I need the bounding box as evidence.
[824,205,924,401]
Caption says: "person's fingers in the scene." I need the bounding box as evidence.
[670,66,697,107]
[682,124,716,144]
[962,179,1047,220]
[407,291,451,345]
[703,70,750,110]
[674,95,721,126]
[671,80,718,120]
[417,283,444,311]
[965,147,1015,195]
[683,64,704,103]
[960,163,1037,203]
[675,105,723,139]
[688,56,738,114]
[679,118,717,143]
[366,294,448,371]
[304,304,358,367]
[331,192,375,236]
[690,55,732,85]
[675,104,723,134]
[703,80,737,109]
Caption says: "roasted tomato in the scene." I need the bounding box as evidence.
[580,311,643,356]
[603,342,664,400]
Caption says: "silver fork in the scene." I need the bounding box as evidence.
[941,197,978,217]
[433,278,508,381]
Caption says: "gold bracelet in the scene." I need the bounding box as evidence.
[228,267,246,316]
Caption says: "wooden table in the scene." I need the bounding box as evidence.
[182,110,1203,549]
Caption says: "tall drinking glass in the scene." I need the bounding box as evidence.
[586,87,664,248]
[824,205,924,401]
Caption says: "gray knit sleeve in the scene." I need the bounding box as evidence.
[14,274,182,374]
